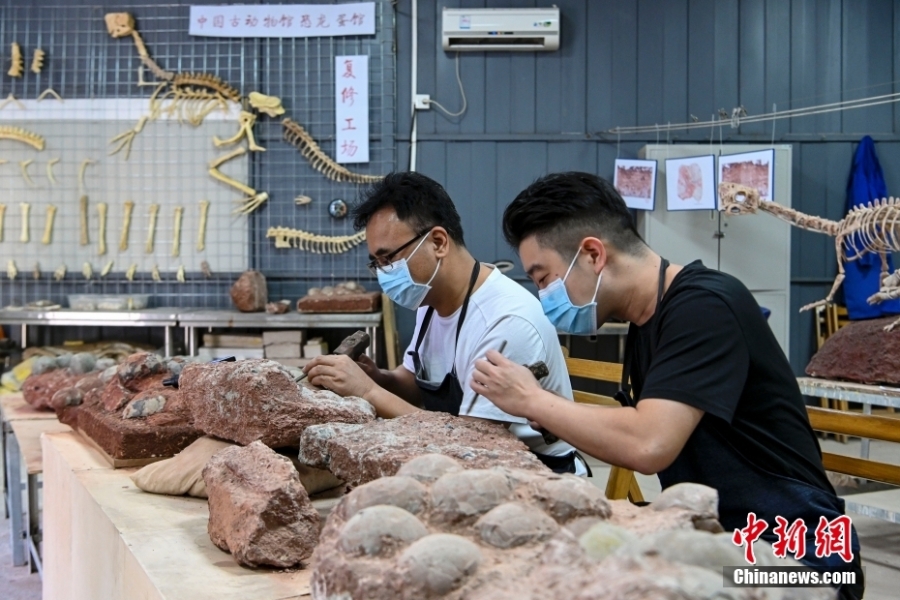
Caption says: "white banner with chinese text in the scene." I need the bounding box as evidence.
[335,55,369,164]
[189,3,375,37]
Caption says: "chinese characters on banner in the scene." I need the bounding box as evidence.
[189,3,375,38]
[732,512,854,565]
[335,55,369,164]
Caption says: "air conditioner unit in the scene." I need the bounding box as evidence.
[441,7,560,52]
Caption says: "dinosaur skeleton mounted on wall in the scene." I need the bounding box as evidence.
[719,182,900,331]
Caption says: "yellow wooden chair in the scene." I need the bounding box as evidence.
[563,353,644,502]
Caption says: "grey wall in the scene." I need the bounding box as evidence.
[394,0,900,373]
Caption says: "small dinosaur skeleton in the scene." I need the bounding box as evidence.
[7,260,18,280]
[79,195,90,245]
[97,202,108,255]
[172,206,183,257]
[720,182,900,331]
[125,263,137,281]
[8,43,23,77]
[19,203,30,243]
[0,126,44,150]
[248,92,284,117]
[266,227,366,254]
[146,203,159,253]
[19,160,34,186]
[0,204,5,242]
[120,200,134,250]
[213,110,265,151]
[282,119,383,184]
[37,88,63,103]
[54,264,66,281]
[105,13,240,159]
[42,205,57,245]
[31,49,45,74]
[46,158,59,185]
[208,147,268,214]
[197,199,209,251]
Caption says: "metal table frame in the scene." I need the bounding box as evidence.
[0,308,180,356]
[178,310,384,361]
[798,377,900,459]
[3,419,26,568]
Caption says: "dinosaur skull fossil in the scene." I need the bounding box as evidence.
[717,182,761,215]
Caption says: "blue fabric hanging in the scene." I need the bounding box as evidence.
[843,135,900,319]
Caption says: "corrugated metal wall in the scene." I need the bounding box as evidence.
[394,0,900,373]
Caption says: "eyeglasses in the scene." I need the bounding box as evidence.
[367,229,431,275]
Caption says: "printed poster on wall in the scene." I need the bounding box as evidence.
[665,155,717,211]
[335,55,369,164]
[189,3,375,37]
[718,149,775,204]
[614,159,658,211]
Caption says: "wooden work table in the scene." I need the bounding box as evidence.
[42,431,316,600]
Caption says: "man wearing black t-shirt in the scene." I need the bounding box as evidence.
[471,172,863,599]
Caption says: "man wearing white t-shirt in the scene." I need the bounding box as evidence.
[304,171,586,474]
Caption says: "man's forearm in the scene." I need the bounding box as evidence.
[524,391,659,474]
[364,385,422,419]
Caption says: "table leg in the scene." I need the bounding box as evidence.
[6,429,26,566]
[25,472,41,576]
[164,326,173,357]
[861,403,872,459]
[1,421,7,519]
[187,326,197,356]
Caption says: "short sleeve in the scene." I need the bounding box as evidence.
[638,290,749,423]
[459,316,548,424]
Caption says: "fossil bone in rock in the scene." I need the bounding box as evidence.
[19,203,30,243]
[720,182,900,331]
[8,43,23,77]
[120,200,134,250]
[266,226,366,254]
[214,110,265,152]
[54,264,66,281]
[19,160,35,187]
[172,206,183,257]
[46,158,59,185]
[79,195,90,246]
[282,118,383,184]
[42,205,57,245]
[97,202,109,255]
[248,91,285,117]
[31,49,45,74]
[146,203,159,253]
[0,126,44,150]
[197,199,209,251]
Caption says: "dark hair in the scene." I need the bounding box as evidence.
[352,172,466,246]
[503,172,645,258]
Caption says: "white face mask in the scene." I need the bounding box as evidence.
[376,235,441,310]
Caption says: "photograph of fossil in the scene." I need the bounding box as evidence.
[718,148,775,202]
[613,158,657,210]
[665,154,716,211]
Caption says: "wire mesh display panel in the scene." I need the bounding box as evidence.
[0,0,395,311]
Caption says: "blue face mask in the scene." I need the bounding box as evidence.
[376,235,441,310]
[538,250,603,335]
